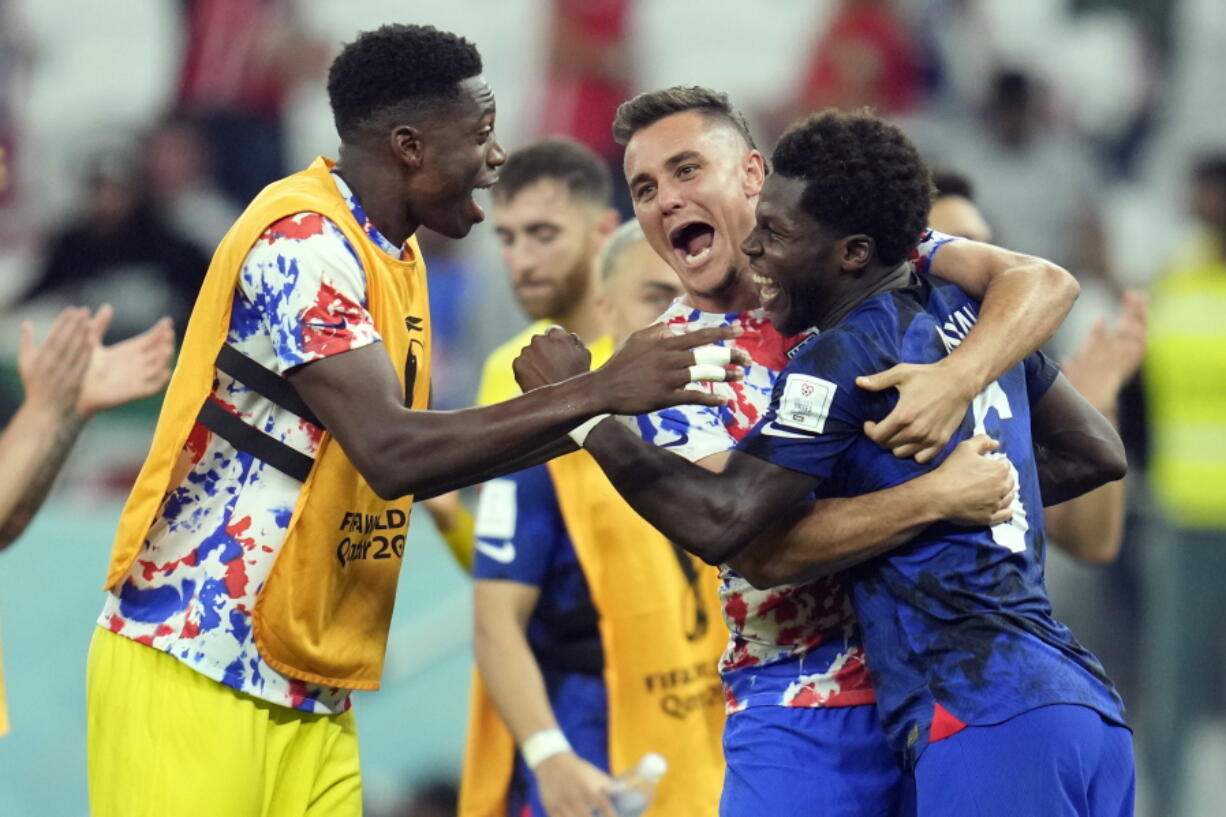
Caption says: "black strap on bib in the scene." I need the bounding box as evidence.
[194,345,326,482]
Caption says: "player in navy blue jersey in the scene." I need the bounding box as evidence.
[513,110,1134,816]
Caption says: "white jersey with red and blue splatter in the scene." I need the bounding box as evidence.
[622,230,958,714]
[97,172,397,714]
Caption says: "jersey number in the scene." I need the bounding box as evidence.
[971,382,1028,553]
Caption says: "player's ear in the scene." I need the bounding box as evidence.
[741,150,766,198]
[390,124,424,170]
[840,234,874,272]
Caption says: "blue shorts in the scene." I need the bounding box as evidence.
[720,704,903,817]
[508,673,609,817]
[906,704,1134,817]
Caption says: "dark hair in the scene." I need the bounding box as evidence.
[491,138,611,206]
[327,24,482,141]
[1193,154,1226,188]
[931,169,975,201]
[990,69,1032,109]
[612,86,759,152]
[771,109,934,266]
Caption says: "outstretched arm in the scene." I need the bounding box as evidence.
[289,324,741,500]
[859,239,1080,461]
[730,435,1014,589]
[0,308,175,551]
[1042,292,1145,563]
[579,419,817,565]
[0,309,93,550]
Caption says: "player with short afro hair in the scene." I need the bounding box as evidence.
[327,24,483,141]
[771,110,934,267]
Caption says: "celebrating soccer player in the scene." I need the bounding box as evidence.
[517,109,1133,817]
[86,26,740,817]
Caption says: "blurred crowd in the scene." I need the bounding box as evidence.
[0,0,1223,815]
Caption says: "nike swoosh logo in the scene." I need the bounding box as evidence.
[475,540,516,564]
[306,319,347,331]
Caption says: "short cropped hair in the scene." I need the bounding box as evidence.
[771,110,934,267]
[599,219,648,282]
[931,169,975,201]
[327,24,482,141]
[612,86,759,153]
[491,138,611,206]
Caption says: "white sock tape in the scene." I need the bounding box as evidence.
[688,363,728,383]
[568,414,610,447]
[522,728,572,769]
[692,345,732,366]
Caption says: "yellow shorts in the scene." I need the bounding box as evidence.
[86,627,361,817]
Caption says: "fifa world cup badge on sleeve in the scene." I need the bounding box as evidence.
[777,374,837,433]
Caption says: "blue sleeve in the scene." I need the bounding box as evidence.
[471,464,563,585]
[736,331,876,481]
[1023,350,1060,406]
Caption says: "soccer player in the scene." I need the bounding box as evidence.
[422,138,619,567]
[86,26,739,817]
[0,305,173,737]
[517,110,1133,816]
[519,85,1082,816]
[462,220,688,817]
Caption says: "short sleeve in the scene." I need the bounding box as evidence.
[736,332,872,480]
[472,465,564,586]
[1023,349,1061,406]
[909,228,962,277]
[237,212,382,373]
[620,403,736,464]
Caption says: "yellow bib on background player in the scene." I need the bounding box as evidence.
[459,446,727,815]
[102,157,430,689]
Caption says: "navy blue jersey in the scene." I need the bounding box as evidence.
[473,465,604,680]
[737,274,1125,767]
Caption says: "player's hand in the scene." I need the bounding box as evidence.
[77,310,175,416]
[18,306,93,419]
[1059,290,1147,413]
[513,326,593,392]
[929,435,1015,526]
[858,358,975,463]
[590,323,746,415]
[534,752,618,817]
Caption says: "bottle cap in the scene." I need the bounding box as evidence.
[639,753,668,780]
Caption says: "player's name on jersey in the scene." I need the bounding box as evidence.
[644,659,722,721]
[936,304,979,353]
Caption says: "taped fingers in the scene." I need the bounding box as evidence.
[692,345,732,367]
[688,363,730,383]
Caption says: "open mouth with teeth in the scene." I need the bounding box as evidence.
[753,270,782,310]
[669,222,717,269]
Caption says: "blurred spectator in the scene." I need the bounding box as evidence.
[930,70,1117,297]
[1139,153,1226,817]
[781,0,923,126]
[22,146,208,340]
[143,116,239,256]
[538,0,635,216]
[174,0,328,205]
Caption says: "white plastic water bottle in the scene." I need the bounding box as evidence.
[606,753,668,817]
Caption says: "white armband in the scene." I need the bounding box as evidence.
[521,728,572,769]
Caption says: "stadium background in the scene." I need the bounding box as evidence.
[0,0,1222,814]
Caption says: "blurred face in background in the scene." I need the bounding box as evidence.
[494,179,612,320]
[929,194,993,243]
[602,238,683,343]
[623,111,765,302]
